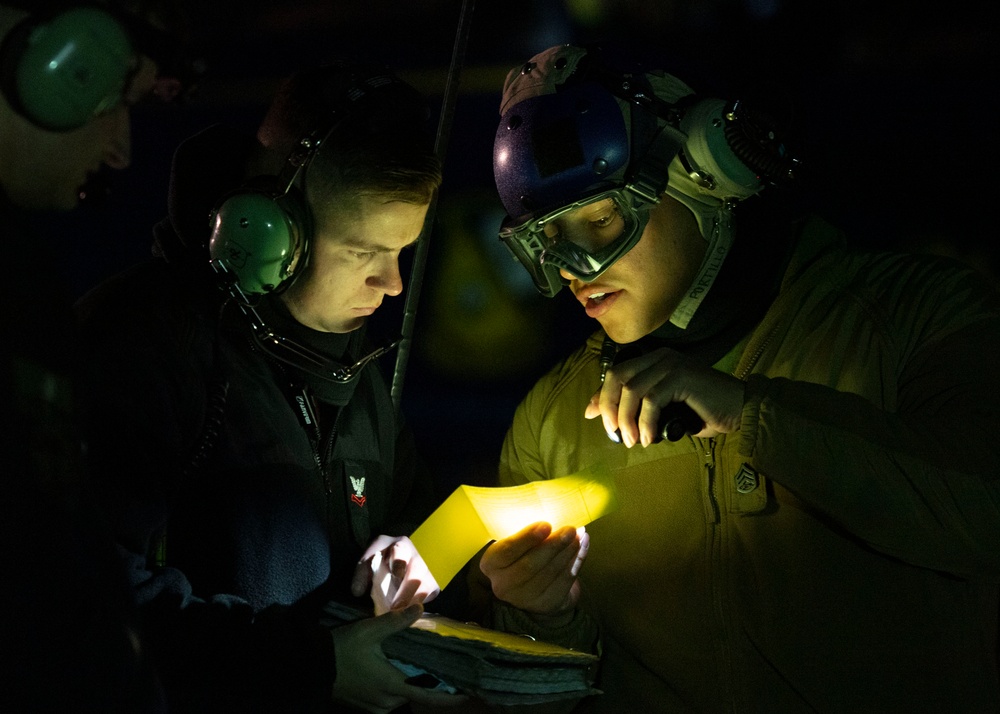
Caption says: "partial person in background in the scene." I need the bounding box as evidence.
[477,43,1000,712]
[75,60,467,713]
[0,1,195,711]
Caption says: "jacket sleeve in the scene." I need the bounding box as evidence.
[490,356,602,656]
[739,261,1000,579]
[75,268,337,710]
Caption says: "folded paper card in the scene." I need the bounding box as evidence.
[410,464,616,588]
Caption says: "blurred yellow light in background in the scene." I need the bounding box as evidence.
[565,0,607,27]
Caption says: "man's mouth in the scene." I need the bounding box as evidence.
[581,289,620,318]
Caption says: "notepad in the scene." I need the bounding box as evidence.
[410,464,617,588]
[323,601,600,705]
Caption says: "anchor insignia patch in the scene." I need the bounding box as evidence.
[349,475,366,507]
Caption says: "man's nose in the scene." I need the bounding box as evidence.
[369,257,404,296]
[101,106,131,170]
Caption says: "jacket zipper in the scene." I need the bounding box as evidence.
[321,419,337,497]
[701,437,720,524]
[294,386,336,522]
[256,337,339,533]
[702,436,737,709]
[736,320,780,382]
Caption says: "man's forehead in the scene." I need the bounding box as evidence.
[321,211,423,251]
[337,231,419,250]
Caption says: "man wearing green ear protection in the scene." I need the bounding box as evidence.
[476,43,1000,713]
[74,61,471,713]
[0,1,194,711]
[0,0,194,209]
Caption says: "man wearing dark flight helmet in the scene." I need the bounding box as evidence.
[477,44,1000,712]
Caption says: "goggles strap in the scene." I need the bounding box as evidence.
[668,200,735,329]
[625,122,687,204]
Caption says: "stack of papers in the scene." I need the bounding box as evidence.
[323,601,600,705]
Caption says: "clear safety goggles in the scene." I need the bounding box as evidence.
[498,189,655,297]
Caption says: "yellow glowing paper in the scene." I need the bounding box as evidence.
[410,465,616,589]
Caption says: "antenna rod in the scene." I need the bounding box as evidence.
[391,0,475,410]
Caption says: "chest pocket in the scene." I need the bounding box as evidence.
[718,437,769,515]
[728,461,769,514]
[334,457,394,550]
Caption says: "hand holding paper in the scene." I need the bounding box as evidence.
[352,535,441,615]
[481,522,591,618]
[409,465,616,589]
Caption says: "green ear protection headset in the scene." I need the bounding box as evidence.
[207,65,416,301]
[207,146,316,301]
[0,4,137,131]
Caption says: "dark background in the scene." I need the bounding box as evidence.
[48,0,999,489]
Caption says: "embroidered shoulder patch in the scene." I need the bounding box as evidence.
[734,463,759,494]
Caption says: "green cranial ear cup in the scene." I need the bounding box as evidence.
[208,185,312,297]
[1,7,134,131]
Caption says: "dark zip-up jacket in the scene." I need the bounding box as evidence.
[1,187,166,713]
[74,126,438,712]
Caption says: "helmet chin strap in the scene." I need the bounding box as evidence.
[662,184,737,329]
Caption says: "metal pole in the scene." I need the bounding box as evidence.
[391,0,475,410]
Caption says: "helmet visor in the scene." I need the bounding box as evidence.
[499,189,654,296]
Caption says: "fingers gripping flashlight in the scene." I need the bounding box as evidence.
[598,336,703,444]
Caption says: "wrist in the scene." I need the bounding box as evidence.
[487,599,598,654]
[522,606,576,629]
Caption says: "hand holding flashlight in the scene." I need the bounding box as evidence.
[606,400,705,444]
[591,340,743,447]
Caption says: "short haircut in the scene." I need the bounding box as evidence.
[257,62,443,230]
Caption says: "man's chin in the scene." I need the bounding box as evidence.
[333,316,366,334]
[599,319,643,345]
